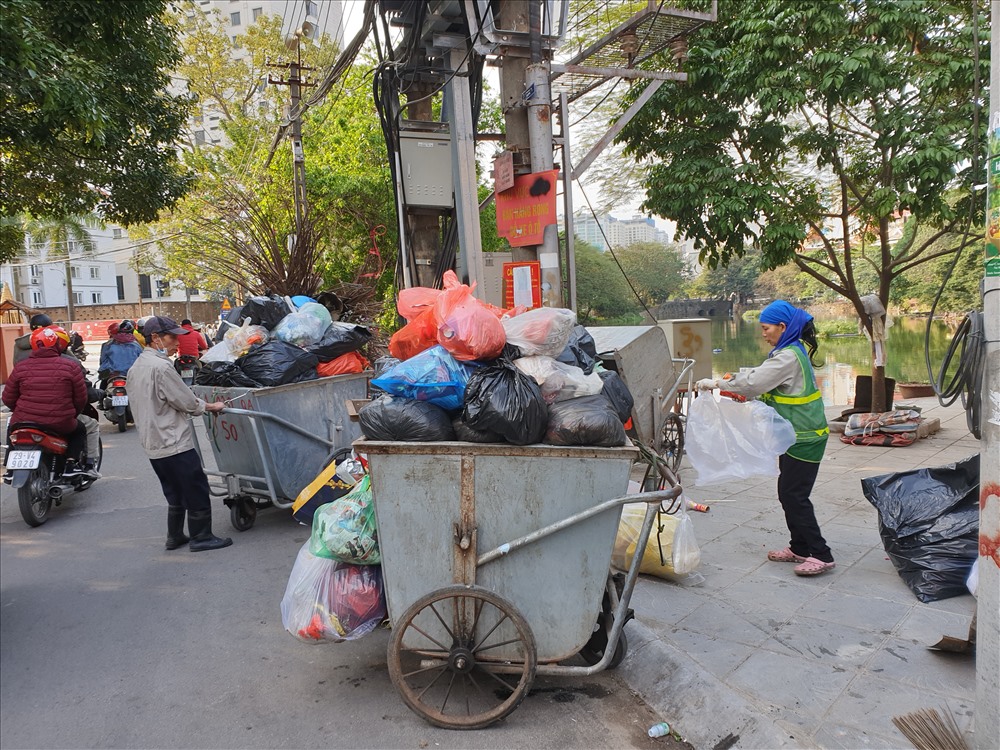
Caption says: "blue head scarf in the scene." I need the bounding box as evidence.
[759,300,812,357]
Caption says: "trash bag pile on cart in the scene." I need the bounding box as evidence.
[282,468,388,643]
[360,276,633,446]
[197,294,373,388]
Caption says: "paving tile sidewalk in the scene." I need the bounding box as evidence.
[622,397,980,749]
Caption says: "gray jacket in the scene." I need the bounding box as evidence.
[12,333,31,365]
[126,348,208,459]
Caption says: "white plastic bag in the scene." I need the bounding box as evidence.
[514,355,604,403]
[501,307,577,356]
[273,312,327,347]
[280,543,386,644]
[611,503,701,579]
[685,394,796,485]
[200,339,237,363]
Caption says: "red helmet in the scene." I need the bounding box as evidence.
[31,325,70,352]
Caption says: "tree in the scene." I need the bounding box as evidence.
[573,240,641,324]
[23,213,103,320]
[686,250,760,301]
[616,241,688,306]
[0,0,192,262]
[616,0,986,411]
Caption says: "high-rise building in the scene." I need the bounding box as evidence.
[572,212,673,251]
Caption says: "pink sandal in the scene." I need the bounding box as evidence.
[767,547,807,563]
[793,557,836,576]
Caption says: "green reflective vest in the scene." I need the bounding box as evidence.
[759,346,829,463]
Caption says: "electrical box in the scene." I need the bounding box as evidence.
[479,252,512,308]
[657,318,713,381]
[398,130,453,208]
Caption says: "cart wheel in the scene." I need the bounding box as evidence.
[580,630,628,669]
[659,412,684,474]
[388,585,537,730]
[230,496,256,531]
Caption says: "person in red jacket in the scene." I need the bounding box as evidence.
[3,326,98,478]
[176,319,208,358]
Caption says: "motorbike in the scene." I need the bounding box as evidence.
[3,427,103,527]
[101,374,132,432]
[175,354,200,386]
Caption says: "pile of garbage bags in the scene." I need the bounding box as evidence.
[360,273,634,447]
[281,464,388,643]
[197,293,372,388]
[861,454,979,602]
[840,409,922,447]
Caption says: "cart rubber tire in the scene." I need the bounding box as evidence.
[388,585,537,730]
[76,438,103,493]
[659,411,684,475]
[230,496,257,531]
[18,470,51,527]
[579,630,628,669]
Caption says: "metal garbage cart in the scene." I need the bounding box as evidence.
[357,439,681,729]
[587,325,695,477]
[191,374,368,530]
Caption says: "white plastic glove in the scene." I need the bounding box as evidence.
[695,378,720,391]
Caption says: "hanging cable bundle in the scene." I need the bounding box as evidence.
[930,311,985,439]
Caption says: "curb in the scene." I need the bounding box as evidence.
[620,620,814,749]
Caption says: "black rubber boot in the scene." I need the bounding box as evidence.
[188,510,232,552]
[165,506,189,550]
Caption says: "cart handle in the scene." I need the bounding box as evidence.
[476,486,682,568]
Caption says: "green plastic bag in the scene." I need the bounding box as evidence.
[309,476,380,564]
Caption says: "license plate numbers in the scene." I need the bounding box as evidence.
[181,370,194,378]
[5,450,41,470]
[112,395,128,407]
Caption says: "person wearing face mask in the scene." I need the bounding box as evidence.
[126,316,231,552]
[695,300,833,576]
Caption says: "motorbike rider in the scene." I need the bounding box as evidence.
[99,319,143,387]
[12,313,53,365]
[177,319,208,359]
[3,326,100,479]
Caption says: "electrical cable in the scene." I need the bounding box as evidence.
[577,180,654,319]
[922,0,985,438]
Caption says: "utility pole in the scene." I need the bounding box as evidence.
[63,258,75,323]
[268,44,316,238]
[978,5,1000,748]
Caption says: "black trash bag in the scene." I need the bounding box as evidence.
[556,325,599,374]
[235,341,318,387]
[194,361,262,388]
[215,304,245,343]
[452,417,504,444]
[861,454,979,602]
[598,370,634,424]
[545,395,627,447]
[305,322,374,362]
[241,294,291,331]
[463,361,547,445]
[359,396,455,442]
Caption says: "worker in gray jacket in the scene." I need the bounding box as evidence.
[127,316,231,552]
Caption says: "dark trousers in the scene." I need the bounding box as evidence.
[149,449,212,513]
[777,454,833,563]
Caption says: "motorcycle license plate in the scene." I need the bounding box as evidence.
[112,395,129,407]
[5,450,41,470]
[181,369,194,379]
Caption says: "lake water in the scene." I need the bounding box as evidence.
[708,316,956,406]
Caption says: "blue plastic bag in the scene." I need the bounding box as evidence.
[370,345,472,410]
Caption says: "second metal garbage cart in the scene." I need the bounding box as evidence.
[358,438,680,729]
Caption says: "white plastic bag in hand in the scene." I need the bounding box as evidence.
[685,394,796,485]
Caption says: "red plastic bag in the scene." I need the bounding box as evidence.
[397,287,440,322]
[389,307,438,361]
[434,283,506,361]
[317,351,370,377]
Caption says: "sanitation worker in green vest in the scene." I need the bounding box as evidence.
[695,300,834,576]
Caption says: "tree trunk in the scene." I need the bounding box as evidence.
[870,348,887,413]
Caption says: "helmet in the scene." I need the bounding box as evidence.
[136,316,150,334]
[30,325,70,353]
[107,322,120,336]
[118,320,135,335]
[29,313,52,330]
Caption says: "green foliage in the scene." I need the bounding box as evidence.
[615,241,688,306]
[741,309,761,321]
[815,319,860,337]
[686,249,760,299]
[0,0,192,258]
[573,241,641,324]
[23,214,103,258]
[617,0,987,322]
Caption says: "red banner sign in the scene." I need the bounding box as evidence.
[495,170,558,247]
[503,262,542,310]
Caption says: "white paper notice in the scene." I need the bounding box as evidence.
[512,265,533,307]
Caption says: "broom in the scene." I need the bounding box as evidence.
[892,707,968,750]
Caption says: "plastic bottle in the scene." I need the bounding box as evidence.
[648,722,671,738]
